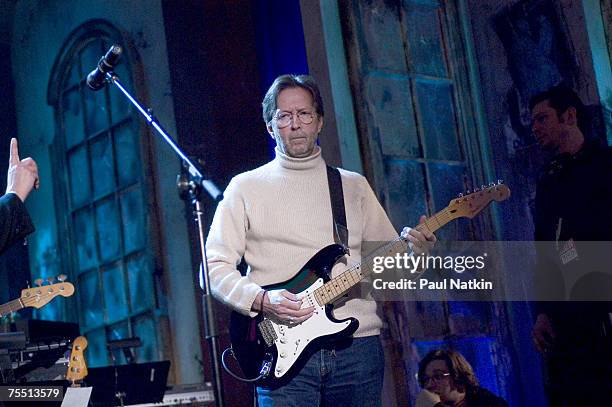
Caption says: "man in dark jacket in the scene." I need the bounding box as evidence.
[530,85,612,406]
[0,138,38,255]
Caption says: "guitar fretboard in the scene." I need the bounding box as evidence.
[0,299,24,317]
[313,207,454,306]
[311,183,511,306]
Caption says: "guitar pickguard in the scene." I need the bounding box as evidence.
[266,278,353,378]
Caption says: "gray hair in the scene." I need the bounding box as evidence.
[262,74,324,124]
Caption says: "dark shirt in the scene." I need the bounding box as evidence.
[534,140,612,242]
[0,193,35,256]
[467,387,508,407]
[533,140,612,337]
[431,387,508,407]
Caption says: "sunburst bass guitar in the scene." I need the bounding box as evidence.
[229,183,510,386]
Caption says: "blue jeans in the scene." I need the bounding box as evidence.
[257,335,384,407]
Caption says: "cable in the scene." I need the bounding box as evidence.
[221,347,271,383]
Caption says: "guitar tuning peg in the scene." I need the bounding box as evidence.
[497,179,503,185]
[457,193,463,198]
[481,184,486,190]
[57,274,67,282]
[34,278,43,287]
[465,189,471,194]
[489,182,495,187]
[474,187,480,192]
[46,276,55,284]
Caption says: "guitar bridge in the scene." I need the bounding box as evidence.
[258,319,277,347]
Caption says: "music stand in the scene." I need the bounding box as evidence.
[107,337,141,365]
[86,361,170,407]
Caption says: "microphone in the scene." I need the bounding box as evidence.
[86,44,122,91]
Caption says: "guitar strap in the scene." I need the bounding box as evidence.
[326,165,349,252]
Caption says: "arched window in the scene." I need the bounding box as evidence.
[47,21,165,367]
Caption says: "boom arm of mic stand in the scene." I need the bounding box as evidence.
[102,71,225,407]
[104,71,222,201]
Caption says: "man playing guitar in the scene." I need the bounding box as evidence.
[206,74,435,406]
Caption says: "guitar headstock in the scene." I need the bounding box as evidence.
[66,336,88,385]
[446,182,511,220]
[20,277,75,310]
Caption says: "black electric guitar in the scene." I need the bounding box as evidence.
[229,183,510,386]
[0,276,75,317]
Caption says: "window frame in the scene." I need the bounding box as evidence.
[47,20,165,367]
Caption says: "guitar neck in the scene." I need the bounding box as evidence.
[415,207,455,234]
[311,182,512,306]
[313,207,455,306]
[0,299,24,317]
[312,239,405,305]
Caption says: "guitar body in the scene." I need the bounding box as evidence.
[229,244,358,388]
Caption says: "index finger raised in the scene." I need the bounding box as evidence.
[9,138,19,165]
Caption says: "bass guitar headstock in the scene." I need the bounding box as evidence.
[66,336,88,386]
[21,275,75,310]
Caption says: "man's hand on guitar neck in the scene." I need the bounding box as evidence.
[252,289,314,325]
[402,215,437,256]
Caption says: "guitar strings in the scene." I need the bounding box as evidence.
[18,284,71,307]
[314,207,457,304]
[313,188,505,304]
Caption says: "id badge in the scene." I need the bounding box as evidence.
[559,238,579,265]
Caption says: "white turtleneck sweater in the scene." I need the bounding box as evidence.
[206,146,398,337]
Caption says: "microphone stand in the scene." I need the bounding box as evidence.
[100,70,225,407]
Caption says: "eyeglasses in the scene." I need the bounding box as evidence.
[272,110,316,128]
[420,372,451,385]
